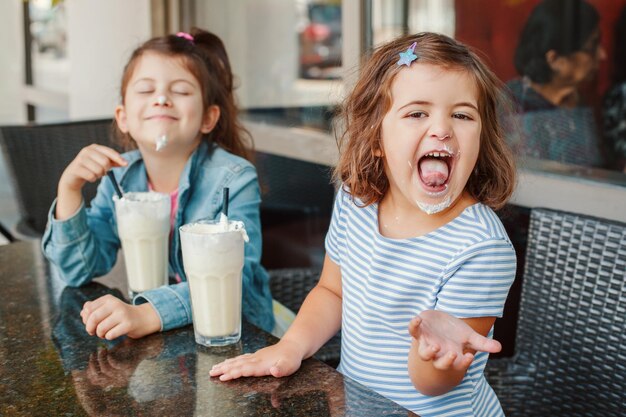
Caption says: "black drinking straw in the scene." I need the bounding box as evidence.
[222,187,229,216]
[107,171,124,199]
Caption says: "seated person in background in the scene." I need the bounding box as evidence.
[506,0,607,168]
[602,6,626,173]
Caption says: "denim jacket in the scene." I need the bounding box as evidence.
[42,141,275,333]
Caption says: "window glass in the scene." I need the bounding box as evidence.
[29,0,68,94]
[26,0,69,122]
[373,0,626,176]
[194,0,342,132]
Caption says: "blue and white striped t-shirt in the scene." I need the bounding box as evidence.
[325,187,516,417]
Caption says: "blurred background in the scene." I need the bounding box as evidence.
[0,0,626,232]
[1,0,625,330]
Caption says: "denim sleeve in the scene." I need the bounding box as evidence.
[41,178,120,287]
[132,282,192,332]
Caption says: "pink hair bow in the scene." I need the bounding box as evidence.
[176,32,194,44]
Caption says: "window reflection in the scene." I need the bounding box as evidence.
[194,0,342,119]
[29,0,68,94]
[368,0,626,175]
[190,0,626,176]
[300,2,342,79]
[504,0,606,168]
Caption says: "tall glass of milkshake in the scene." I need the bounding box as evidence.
[113,192,170,298]
[179,219,247,346]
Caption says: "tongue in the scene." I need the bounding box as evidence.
[419,158,449,187]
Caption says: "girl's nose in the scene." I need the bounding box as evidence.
[433,133,452,141]
[155,95,170,106]
[428,115,453,140]
[429,127,453,141]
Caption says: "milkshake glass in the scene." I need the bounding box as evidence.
[113,192,170,298]
[179,219,247,346]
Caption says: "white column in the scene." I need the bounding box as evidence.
[66,0,151,120]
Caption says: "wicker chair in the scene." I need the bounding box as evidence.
[0,119,118,238]
[268,267,341,367]
[254,151,335,270]
[484,208,626,417]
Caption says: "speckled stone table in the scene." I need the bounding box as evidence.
[0,240,417,416]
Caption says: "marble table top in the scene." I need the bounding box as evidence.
[0,240,416,416]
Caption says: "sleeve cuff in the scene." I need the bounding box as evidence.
[133,284,192,332]
[47,199,89,244]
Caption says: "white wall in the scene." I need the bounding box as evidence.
[0,0,26,125]
[67,0,151,120]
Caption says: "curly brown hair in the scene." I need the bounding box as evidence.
[113,28,251,160]
[334,32,516,210]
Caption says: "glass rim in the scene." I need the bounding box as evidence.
[112,191,169,203]
[179,219,241,235]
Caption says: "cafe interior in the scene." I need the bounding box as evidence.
[0,1,624,416]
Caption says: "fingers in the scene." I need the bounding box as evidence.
[408,316,422,337]
[93,145,127,167]
[270,358,291,378]
[210,355,271,381]
[209,349,300,382]
[416,338,440,362]
[69,145,127,185]
[431,350,457,370]
[467,333,502,354]
[81,295,128,339]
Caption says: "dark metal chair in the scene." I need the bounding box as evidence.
[484,208,626,417]
[268,267,341,367]
[0,119,118,238]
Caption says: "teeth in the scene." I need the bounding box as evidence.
[425,152,450,158]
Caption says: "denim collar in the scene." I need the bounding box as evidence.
[116,141,212,195]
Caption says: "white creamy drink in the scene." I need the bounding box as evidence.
[114,192,170,297]
[180,219,247,346]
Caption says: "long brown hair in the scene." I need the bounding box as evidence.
[114,28,251,160]
[334,32,516,210]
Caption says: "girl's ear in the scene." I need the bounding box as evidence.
[114,105,129,133]
[201,105,221,134]
[374,136,384,157]
[545,49,565,72]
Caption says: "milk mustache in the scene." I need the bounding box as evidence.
[114,192,170,296]
[180,220,247,346]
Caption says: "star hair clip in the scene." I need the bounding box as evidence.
[397,42,418,67]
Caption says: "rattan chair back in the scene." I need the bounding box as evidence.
[487,208,626,416]
[0,119,118,237]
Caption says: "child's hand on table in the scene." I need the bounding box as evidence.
[209,339,305,381]
[81,294,161,340]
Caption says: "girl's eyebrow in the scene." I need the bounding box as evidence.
[397,100,479,112]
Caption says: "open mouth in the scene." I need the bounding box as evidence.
[417,150,455,195]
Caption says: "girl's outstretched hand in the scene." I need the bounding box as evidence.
[81,294,161,340]
[209,340,305,381]
[408,310,501,371]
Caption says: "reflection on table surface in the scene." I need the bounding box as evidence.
[0,240,417,416]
